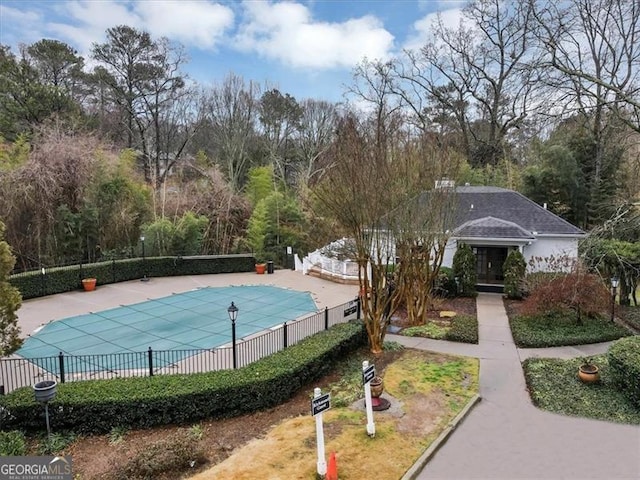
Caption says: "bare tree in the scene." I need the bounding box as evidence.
[528,0,640,227]
[0,122,102,268]
[258,88,302,184]
[204,73,260,192]
[388,0,542,166]
[312,113,400,353]
[92,26,192,185]
[293,99,338,192]
[389,144,459,326]
[534,0,640,134]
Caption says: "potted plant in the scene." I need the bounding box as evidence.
[82,278,97,292]
[254,253,267,274]
[578,357,600,383]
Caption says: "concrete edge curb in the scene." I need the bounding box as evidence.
[400,393,482,480]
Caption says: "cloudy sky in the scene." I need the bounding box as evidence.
[0,0,465,102]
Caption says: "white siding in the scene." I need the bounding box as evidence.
[442,238,458,268]
[522,237,579,272]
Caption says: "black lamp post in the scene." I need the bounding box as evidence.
[140,235,149,282]
[611,277,619,322]
[228,301,238,369]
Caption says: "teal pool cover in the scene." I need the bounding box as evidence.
[17,285,317,374]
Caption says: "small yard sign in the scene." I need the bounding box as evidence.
[311,392,331,416]
[343,301,357,317]
[362,363,376,384]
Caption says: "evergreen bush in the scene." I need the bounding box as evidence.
[503,250,526,299]
[608,336,640,408]
[452,243,477,297]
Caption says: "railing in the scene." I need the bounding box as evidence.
[0,298,361,394]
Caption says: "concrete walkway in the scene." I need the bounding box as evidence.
[389,293,640,480]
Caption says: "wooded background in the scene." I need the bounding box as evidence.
[1,0,639,276]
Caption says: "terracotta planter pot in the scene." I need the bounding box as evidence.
[82,278,97,292]
[370,376,384,398]
[255,263,266,274]
[578,364,600,383]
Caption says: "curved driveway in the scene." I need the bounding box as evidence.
[389,293,640,480]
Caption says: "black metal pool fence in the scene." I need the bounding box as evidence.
[0,298,361,395]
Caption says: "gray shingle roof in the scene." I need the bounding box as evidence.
[452,186,584,236]
[454,216,536,239]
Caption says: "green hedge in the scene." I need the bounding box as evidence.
[608,336,640,408]
[10,255,255,299]
[0,321,366,434]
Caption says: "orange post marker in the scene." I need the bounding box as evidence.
[326,451,338,480]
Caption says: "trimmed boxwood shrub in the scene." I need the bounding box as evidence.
[608,336,640,408]
[0,321,366,434]
[452,244,477,297]
[503,250,526,299]
[10,255,255,299]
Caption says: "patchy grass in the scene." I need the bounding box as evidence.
[190,349,479,480]
[509,311,632,348]
[523,355,640,424]
[402,315,479,344]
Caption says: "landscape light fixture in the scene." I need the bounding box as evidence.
[140,235,149,282]
[611,277,619,322]
[228,302,238,369]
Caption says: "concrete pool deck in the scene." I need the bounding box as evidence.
[17,270,359,338]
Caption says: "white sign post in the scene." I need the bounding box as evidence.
[311,387,329,476]
[362,361,376,437]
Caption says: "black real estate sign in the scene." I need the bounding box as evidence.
[311,392,331,416]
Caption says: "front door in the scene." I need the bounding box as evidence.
[475,247,508,284]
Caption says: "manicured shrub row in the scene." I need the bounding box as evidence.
[0,321,366,434]
[608,336,640,408]
[10,255,255,299]
[445,314,479,344]
[509,312,632,348]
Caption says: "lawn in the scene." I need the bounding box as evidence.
[523,355,640,424]
[190,348,479,480]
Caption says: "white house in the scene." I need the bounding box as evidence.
[440,186,585,289]
[303,185,586,290]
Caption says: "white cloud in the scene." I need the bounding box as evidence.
[34,1,234,55]
[403,7,464,52]
[234,1,394,70]
[133,1,234,50]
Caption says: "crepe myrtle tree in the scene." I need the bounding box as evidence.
[311,113,403,354]
[312,104,460,351]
